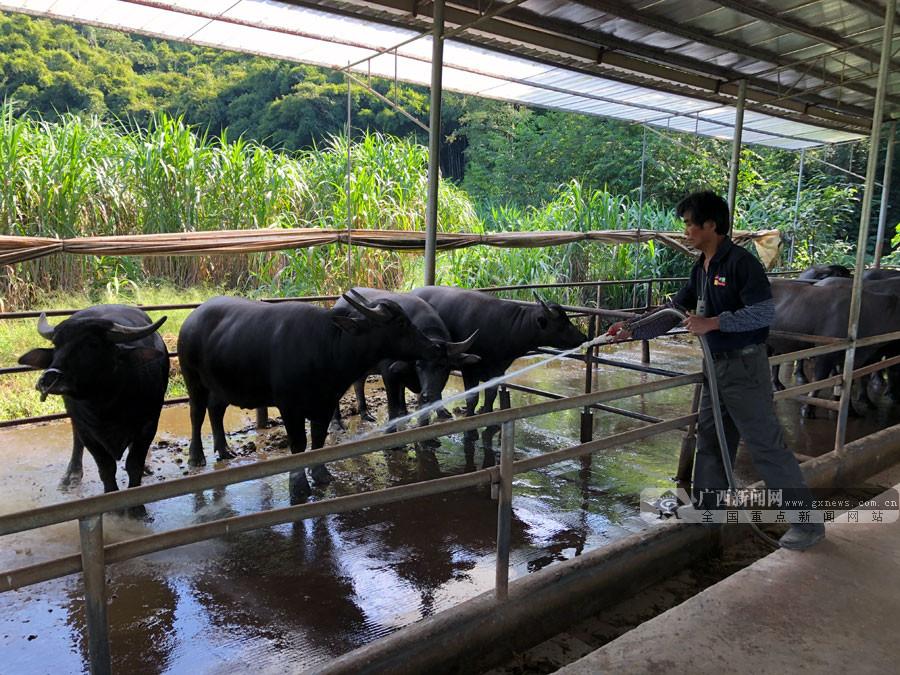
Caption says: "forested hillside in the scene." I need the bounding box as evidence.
[0,8,895,300]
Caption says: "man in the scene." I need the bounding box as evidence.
[609,191,824,550]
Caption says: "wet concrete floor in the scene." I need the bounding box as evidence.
[1,336,897,674]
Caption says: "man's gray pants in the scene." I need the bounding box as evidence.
[693,342,812,511]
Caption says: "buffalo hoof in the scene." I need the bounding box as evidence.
[142,464,153,476]
[418,437,441,450]
[216,447,236,461]
[59,470,83,490]
[310,464,334,485]
[360,410,376,423]
[800,404,816,419]
[188,453,206,468]
[289,471,311,504]
[126,504,149,520]
[482,424,501,445]
[435,406,453,420]
[868,375,886,400]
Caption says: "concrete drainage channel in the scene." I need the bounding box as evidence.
[316,423,900,675]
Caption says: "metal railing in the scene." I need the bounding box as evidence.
[3,324,900,673]
[0,277,679,429]
[0,320,900,673]
[6,272,900,672]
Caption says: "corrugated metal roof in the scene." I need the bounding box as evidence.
[1,0,895,148]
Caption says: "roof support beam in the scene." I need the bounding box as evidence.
[424,0,444,285]
[710,0,898,71]
[727,79,747,221]
[572,0,900,107]
[835,0,896,451]
[446,0,878,119]
[336,0,870,130]
[873,121,896,267]
[843,0,900,23]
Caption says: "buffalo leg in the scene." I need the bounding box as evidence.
[330,405,346,432]
[804,359,833,419]
[415,393,432,428]
[309,420,333,485]
[124,433,153,519]
[771,364,785,392]
[384,380,407,432]
[794,359,808,385]
[186,380,209,467]
[888,364,900,401]
[90,448,119,495]
[355,378,375,423]
[462,371,481,417]
[282,412,311,503]
[60,427,85,489]
[207,399,235,461]
[477,384,499,415]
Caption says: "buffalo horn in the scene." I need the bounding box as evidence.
[106,316,168,343]
[37,313,56,340]
[446,330,478,357]
[350,289,393,319]
[347,288,375,308]
[341,293,388,321]
[532,290,554,316]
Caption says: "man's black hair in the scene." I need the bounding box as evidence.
[676,191,730,236]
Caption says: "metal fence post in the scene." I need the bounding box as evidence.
[581,312,596,442]
[79,515,110,675]
[674,383,702,494]
[640,280,652,363]
[495,419,515,600]
[256,407,269,429]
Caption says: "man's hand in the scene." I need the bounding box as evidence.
[606,321,632,342]
[682,314,720,335]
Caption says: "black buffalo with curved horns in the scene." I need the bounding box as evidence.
[177,292,446,502]
[333,287,480,426]
[17,305,169,517]
[409,286,587,416]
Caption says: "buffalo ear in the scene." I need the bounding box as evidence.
[18,348,54,369]
[388,360,412,375]
[455,353,481,366]
[332,315,366,334]
[125,347,167,367]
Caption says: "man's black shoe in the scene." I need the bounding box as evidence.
[779,523,825,550]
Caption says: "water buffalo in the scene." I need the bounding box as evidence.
[177,294,445,502]
[332,288,479,426]
[797,264,852,281]
[863,267,900,281]
[769,279,900,416]
[17,305,169,517]
[410,286,587,415]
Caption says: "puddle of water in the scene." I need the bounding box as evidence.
[1,336,896,673]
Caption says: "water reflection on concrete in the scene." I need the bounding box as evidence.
[1,335,897,672]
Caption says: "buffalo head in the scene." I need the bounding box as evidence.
[18,312,167,401]
[532,291,587,349]
[798,264,852,281]
[334,291,443,362]
[409,330,481,405]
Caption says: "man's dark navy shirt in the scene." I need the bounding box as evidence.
[673,237,772,353]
